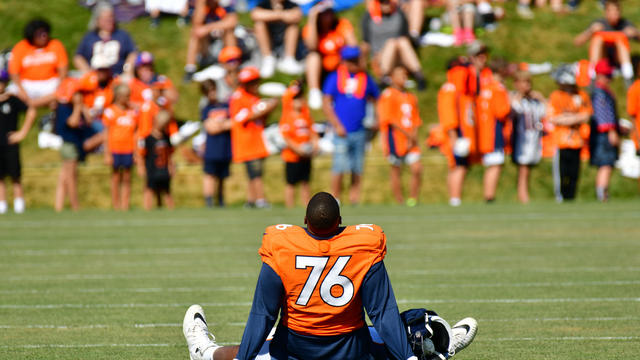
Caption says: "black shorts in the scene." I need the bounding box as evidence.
[147,176,170,193]
[285,160,311,185]
[203,159,231,179]
[245,158,265,180]
[0,145,21,180]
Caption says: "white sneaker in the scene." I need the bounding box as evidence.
[260,55,276,78]
[308,88,323,110]
[13,198,25,214]
[277,56,304,75]
[450,317,478,354]
[0,201,7,214]
[183,304,219,360]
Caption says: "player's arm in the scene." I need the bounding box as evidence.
[362,261,417,360]
[235,263,284,360]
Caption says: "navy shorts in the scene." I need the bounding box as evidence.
[112,153,134,170]
[204,159,231,179]
[590,132,618,167]
[0,145,21,180]
[245,158,265,180]
[269,325,374,360]
[285,160,311,185]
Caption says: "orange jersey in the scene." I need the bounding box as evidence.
[229,87,269,163]
[437,81,478,168]
[9,39,68,81]
[137,101,178,153]
[627,80,640,149]
[547,90,592,150]
[303,19,354,71]
[378,87,422,157]
[129,75,175,108]
[103,104,139,154]
[476,79,511,154]
[259,224,386,336]
[280,91,315,163]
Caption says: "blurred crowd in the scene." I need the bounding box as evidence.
[0,0,639,213]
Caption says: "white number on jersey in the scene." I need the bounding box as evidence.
[295,256,354,307]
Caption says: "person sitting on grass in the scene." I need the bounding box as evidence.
[184,0,238,82]
[574,0,640,86]
[279,80,318,208]
[251,0,305,78]
[200,79,232,208]
[0,70,28,214]
[361,0,426,89]
[377,66,422,206]
[102,84,139,211]
[142,110,175,210]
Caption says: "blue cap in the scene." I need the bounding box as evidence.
[340,46,360,61]
[0,69,9,82]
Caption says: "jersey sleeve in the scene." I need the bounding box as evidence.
[8,41,25,76]
[366,75,381,99]
[377,90,392,129]
[102,107,115,127]
[438,85,458,131]
[579,91,593,115]
[258,228,280,275]
[492,84,511,121]
[627,82,640,117]
[52,39,69,69]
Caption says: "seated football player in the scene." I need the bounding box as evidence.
[182,192,478,360]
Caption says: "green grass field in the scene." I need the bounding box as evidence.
[1,203,639,359]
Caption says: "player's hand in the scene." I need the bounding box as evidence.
[7,130,26,144]
[608,130,619,147]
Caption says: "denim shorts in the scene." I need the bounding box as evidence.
[590,132,618,167]
[332,130,367,175]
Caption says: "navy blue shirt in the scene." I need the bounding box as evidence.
[591,84,619,133]
[75,29,137,75]
[323,71,380,133]
[201,102,232,161]
[235,260,414,360]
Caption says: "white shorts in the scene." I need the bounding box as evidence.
[8,78,60,100]
[482,150,505,167]
[389,151,421,166]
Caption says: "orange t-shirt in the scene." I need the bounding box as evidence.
[129,75,175,108]
[280,91,315,163]
[627,80,640,149]
[547,90,592,150]
[476,79,511,154]
[303,18,354,71]
[259,224,386,337]
[229,87,270,163]
[9,39,68,81]
[103,104,139,154]
[378,87,422,157]
[136,101,179,153]
[438,81,478,168]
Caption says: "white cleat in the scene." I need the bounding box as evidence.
[450,317,478,354]
[183,304,220,360]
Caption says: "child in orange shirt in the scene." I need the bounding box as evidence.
[102,84,138,210]
[279,80,318,208]
[377,66,422,206]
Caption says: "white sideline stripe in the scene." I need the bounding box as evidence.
[481,336,640,342]
[3,337,638,349]
[2,279,637,295]
[1,211,638,229]
[478,316,640,322]
[0,343,178,349]
[4,318,637,331]
[2,297,639,309]
[4,266,640,282]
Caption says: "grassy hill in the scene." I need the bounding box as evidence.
[2,0,640,208]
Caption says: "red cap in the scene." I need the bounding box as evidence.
[595,59,613,76]
[238,66,260,83]
[218,46,242,64]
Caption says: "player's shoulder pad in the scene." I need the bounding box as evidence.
[343,224,386,249]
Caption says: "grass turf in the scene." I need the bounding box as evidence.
[1,202,639,359]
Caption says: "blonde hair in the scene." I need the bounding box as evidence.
[113,83,130,103]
